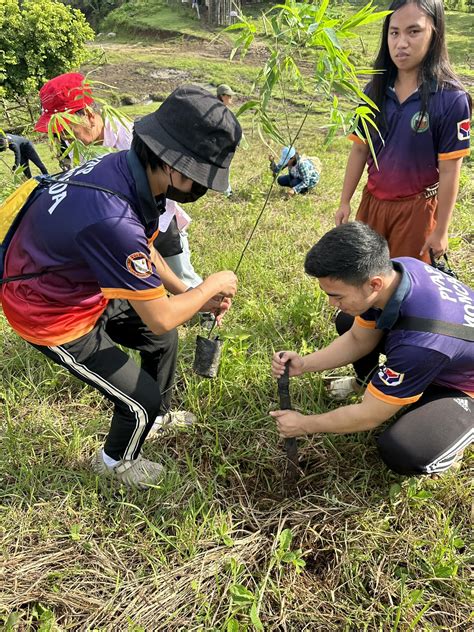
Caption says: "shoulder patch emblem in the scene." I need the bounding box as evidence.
[410,111,430,133]
[457,119,470,141]
[126,252,153,278]
[378,365,405,387]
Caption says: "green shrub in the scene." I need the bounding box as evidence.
[0,0,94,101]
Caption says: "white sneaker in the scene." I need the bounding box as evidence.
[326,376,362,401]
[148,409,197,436]
[91,449,164,489]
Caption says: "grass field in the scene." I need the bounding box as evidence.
[0,3,473,631]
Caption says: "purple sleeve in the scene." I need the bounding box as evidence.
[437,92,471,159]
[75,216,166,299]
[368,345,450,405]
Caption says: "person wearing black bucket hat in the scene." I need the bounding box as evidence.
[1,84,241,489]
[134,84,239,192]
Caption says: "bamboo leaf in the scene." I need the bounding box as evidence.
[314,0,330,25]
[235,100,260,118]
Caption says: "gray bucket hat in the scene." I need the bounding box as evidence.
[134,84,242,192]
[216,84,235,97]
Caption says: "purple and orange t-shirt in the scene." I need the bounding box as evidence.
[355,258,474,404]
[350,84,471,200]
[1,151,166,346]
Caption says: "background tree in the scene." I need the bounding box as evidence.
[0,0,94,121]
[61,0,126,29]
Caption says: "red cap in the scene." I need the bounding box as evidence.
[35,73,94,133]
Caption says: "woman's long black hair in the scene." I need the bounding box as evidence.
[370,0,471,130]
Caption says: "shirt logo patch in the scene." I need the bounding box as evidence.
[126,252,153,278]
[378,366,405,387]
[411,111,430,133]
[457,119,470,141]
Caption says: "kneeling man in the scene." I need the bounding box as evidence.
[271,223,473,476]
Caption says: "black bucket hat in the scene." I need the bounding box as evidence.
[134,84,242,192]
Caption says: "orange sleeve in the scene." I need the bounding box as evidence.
[355,315,377,329]
[349,133,366,145]
[367,382,422,406]
[148,229,159,245]
[438,148,470,161]
[101,285,166,300]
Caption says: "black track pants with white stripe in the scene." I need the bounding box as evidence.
[32,299,178,461]
[377,384,473,475]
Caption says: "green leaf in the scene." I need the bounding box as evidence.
[407,589,423,606]
[222,534,234,547]
[394,565,409,579]
[3,612,21,631]
[279,528,293,552]
[308,22,320,35]
[229,584,255,604]
[314,0,330,25]
[452,537,465,549]
[250,602,264,631]
[227,619,240,632]
[224,22,250,32]
[69,524,81,541]
[434,563,458,578]
[410,490,433,501]
[389,483,402,501]
[235,100,260,118]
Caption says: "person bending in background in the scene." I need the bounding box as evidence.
[216,84,234,107]
[216,84,236,198]
[0,133,48,179]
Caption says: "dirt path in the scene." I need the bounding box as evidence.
[86,38,268,100]
[87,38,473,112]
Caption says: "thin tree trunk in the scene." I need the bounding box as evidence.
[24,97,35,124]
[2,100,13,126]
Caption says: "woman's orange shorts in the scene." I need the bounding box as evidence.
[356,186,438,263]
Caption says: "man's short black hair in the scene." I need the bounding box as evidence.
[304,222,393,285]
[131,131,166,172]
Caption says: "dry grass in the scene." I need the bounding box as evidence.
[1,16,473,631]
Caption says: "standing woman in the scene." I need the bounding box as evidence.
[335,0,471,262]
[330,0,471,399]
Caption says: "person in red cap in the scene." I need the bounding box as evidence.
[35,73,100,142]
[3,85,242,489]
